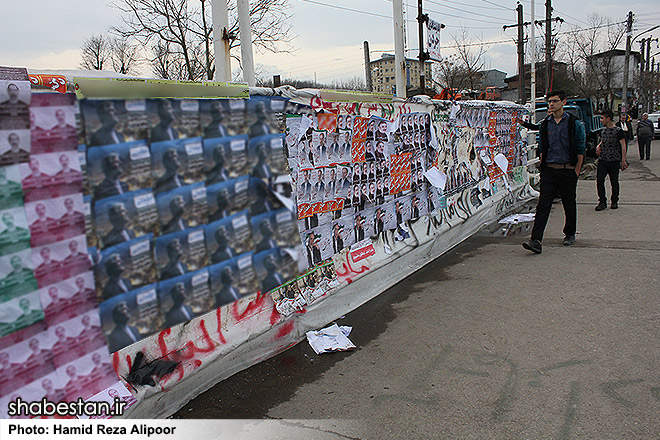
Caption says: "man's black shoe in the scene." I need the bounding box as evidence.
[611,201,618,209]
[563,235,575,246]
[522,239,542,254]
[595,202,607,211]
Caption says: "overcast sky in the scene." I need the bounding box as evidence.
[1,0,658,84]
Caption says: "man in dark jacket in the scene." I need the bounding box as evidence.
[636,113,654,160]
[523,90,585,254]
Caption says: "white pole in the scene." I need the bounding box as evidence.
[393,0,407,98]
[236,0,256,86]
[530,0,536,105]
[211,0,231,82]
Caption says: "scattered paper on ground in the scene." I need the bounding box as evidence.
[306,324,355,355]
[499,213,535,224]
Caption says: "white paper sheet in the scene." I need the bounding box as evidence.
[306,323,356,354]
[424,166,447,190]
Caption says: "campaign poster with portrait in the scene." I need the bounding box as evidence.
[151,137,204,193]
[330,216,353,254]
[155,182,207,235]
[301,223,332,269]
[247,177,280,217]
[0,371,64,419]
[55,346,119,402]
[94,189,158,249]
[158,268,212,328]
[253,247,296,294]
[38,271,97,326]
[0,165,24,210]
[0,206,30,257]
[205,210,252,265]
[83,195,97,248]
[0,332,56,399]
[246,96,287,139]
[154,226,207,281]
[202,135,249,183]
[206,175,250,223]
[0,80,30,132]
[0,248,38,299]
[147,99,201,143]
[95,234,155,301]
[87,140,153,200]
[81,99,148,147]
[208,252,257,302]
[248,133,287,178]
[99,285,161,353]
[29,93,78,153]
[381,201,398,231]
[0,291,44,337]
[19,151,83,202]
[44,310,106,368]
[32,235,91,288]
[0,129,30,166]
[80,381,138,420]
[25,193,85,247]
[199,99,247,139]
[250,208,298,254]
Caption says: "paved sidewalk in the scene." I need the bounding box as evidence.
[176,141,660,440]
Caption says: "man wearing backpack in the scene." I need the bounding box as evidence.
[522,90,585,254]
[636,113,654,160]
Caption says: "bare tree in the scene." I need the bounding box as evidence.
[111,0,294,81]
[80,34,111,70]
[110,38,142,75]
[557,13,626,108]
[432,28,486,96]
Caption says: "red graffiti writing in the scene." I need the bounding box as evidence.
[336,251,371,284]
[231,291,269,323]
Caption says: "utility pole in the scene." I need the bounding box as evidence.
[504,3,530,104]
[364,41,372,92]
[646,38,658,112]
[417,0,429,95]
[621,11,634,115]
[534,1,562,95]
[211,0,232,82]
[545,0,552,95]
[236,0,255,86]
[530,0,536,104]
[393,0,407,98]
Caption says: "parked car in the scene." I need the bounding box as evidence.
[647,112,660,139]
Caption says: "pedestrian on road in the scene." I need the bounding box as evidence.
[636,113,654,160]
[616,113,634,151]
[595,109,628,211]
[523,90,585,254]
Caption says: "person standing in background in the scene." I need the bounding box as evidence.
[636,113,654,160]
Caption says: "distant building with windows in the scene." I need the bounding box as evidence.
[369,54,433,94]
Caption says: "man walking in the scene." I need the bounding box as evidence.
[523,90,585,254]
[595,109,628,211]
[636,113,654,160]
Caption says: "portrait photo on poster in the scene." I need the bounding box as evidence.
[147,98,201,142]
[99,284,161,353]
[81,99,148,147]
[205,175,250,223]
[0,248,38,299]
[38,271,97,326]
[29,93,79,153]
[0,80,30,131]
[0,129,30,165]
[157,268,212,328]
[95,234,156,301]
[151,137,204,193]
[155,182,208,234]
[154,226,208,281]
[94,189,158,249]
[199,98,247,139]
[0,206,31,257]
[87,140,153,200]
[205,210,252,265]
[203,134,249,183]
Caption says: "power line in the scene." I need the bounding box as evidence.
[297,0,391,19]
[426,0,510,19]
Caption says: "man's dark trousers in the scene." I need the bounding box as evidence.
[638,136,652,160]
[596,160,620,204]
[531,168,578,241]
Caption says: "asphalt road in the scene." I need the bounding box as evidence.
[175,140,660,440]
